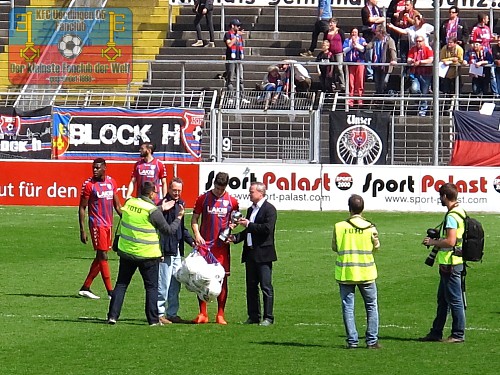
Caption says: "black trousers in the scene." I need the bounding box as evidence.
[108,256,160,325]
[194,10,214,42]
[245,259,274,322]
[308,19,329,52]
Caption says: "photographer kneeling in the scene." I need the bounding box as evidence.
[420,183,466,343]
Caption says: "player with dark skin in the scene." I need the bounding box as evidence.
[79,161,122,289]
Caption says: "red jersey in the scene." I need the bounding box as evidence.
[81,175,117,228]
[194,190,239,251]
[131,158,167,198]
[408,45,433,76]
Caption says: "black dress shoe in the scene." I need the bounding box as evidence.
[418,335,442,342]
[243,318,259,324]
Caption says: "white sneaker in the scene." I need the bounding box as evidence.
[107,318,116,325]
[191,40,204,47]
[204,42,215,48]
[241,98,251,105]
[78,289,100,299]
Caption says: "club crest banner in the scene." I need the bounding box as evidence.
[0,106,52,159]
[52,106,204,161]
[329,111,389,165]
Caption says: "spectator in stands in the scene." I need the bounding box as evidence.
[470,13,496,94]
[439,37,464,95]
[366,24,398,95]
[393,0,421,63]
[224,18,248,99]
[470,12,492,49]
[361,0,386,81]
[300,0,333,58]
[440,6,469,49]
[280,60,312,94]
[326,18,346,91]
[192,0,215,48]
[316,39,335,92]
[343,28,367,107]
[259,65,284,109]
[491,36,500,96]
[407,36,434,116]
[387,0,406,47]
[464,39,494,95]
[388,14,434,50]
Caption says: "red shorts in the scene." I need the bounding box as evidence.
[211,246,230,275]
[90,226,112,251]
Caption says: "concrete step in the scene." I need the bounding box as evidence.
[172,15,259,31]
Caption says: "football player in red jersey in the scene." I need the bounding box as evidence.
[126,142,167,201]
[191,172,239,324]
[78,158,122,299]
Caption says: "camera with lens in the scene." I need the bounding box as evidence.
[424,228,440,267]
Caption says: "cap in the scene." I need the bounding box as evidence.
[230,18,241,26]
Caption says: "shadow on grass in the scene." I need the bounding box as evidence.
[379,335,428,342]
[45,316,147,326]
[7,293,79,299]
[252,340,328,348]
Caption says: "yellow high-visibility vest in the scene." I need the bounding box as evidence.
[335,217,377,282]
[437,207,465,266]
[118,198,161,259]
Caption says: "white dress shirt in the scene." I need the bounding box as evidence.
[247,197,266,247]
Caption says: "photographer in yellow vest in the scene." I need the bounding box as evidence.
[420,182,465,343]
[107,181,184,326]
[332,194,381,349]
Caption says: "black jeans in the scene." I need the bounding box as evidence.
[194,10,214,42]
[108,256,160,325]
[308,19,329,52]
[245,259,274,322]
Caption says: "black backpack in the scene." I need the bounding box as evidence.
[450,211,485,262]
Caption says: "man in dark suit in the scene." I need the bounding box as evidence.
[231,182,278,326]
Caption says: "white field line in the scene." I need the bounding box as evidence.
[1,314,498,332]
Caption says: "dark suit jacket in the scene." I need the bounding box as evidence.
[159,195,194,257]
[233,200,277,263]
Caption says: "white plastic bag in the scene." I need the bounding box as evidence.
[175,250,225,302]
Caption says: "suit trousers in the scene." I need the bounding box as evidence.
[245,258,274,322]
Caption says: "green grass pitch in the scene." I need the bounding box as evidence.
[1,206,499,374]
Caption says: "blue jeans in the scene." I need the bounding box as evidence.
[339,282,379,346]
[409,74,432,112]
[429,263,466,340]
[158,249,182,318]
[490,66,500,96]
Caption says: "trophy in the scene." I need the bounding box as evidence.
[219,211,243,241]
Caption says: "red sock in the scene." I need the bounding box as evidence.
[83,259,100,289]
[99,259,113,292]
[217,279,228,316]
[198,299,208,316]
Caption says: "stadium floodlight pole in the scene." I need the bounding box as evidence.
[432,2,440,166]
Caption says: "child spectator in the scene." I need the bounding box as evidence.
[259,65,284,109]
[316,39,335,92]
